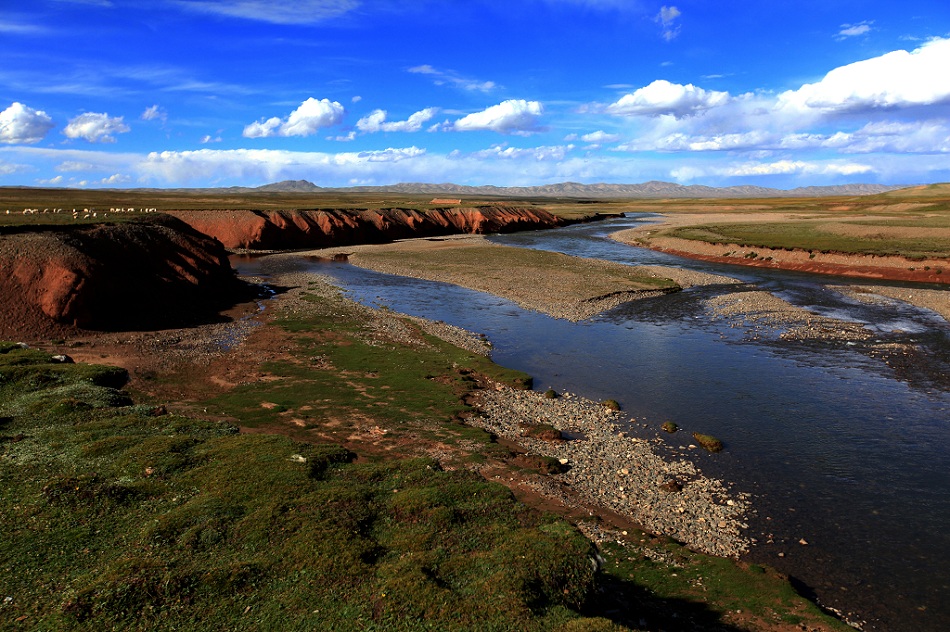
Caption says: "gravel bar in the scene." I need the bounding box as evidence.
[472,384,753,558]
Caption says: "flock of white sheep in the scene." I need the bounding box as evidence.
[6,207,159,219]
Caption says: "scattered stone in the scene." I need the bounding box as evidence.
[471,382,753,557]
[692,432,724,453]
[659,480,683,494]
[520,422,564,442]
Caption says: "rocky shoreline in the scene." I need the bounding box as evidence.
[471,384,753,558]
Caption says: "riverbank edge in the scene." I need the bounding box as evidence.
[611,226,950,286]
[240,258,857,631]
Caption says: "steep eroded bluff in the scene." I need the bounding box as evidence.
[167,205,566,250]
[0,214,251,339]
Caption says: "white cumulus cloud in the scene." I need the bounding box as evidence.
[451,100,543,135]
[244,98,345,138]
[356,108,439,133]
[777,37,950,115]
[606,80,730,118]
[0,102,55,144]
[782,121,950,154]
[63,112,130,143]
[243,117,282,138]
[100,173,132,185]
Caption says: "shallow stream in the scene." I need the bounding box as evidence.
[235,215,950,631]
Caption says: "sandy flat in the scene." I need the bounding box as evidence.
[293,236,688,321]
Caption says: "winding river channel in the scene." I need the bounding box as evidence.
[240,214,950,631]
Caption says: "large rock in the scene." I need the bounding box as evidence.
[0,214,251,338]
[167,205,566,250]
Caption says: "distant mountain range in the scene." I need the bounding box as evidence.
[249,179,908,198]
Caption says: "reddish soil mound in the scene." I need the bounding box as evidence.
[167,206,565,250]
[0,215,253,341]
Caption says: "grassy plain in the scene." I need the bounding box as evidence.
[618,184,950,259]
[0,184,898,629]
[0,282,852,631]
[0,186,620,226]
[0,341,604,631]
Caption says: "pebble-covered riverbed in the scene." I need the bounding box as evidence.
[472,384,753,558]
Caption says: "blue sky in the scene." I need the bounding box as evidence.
[1,0,949,189]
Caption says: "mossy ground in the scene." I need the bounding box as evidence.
[0,283,853,631]
[202,291,530,454]
[0,343,608,631]
[590,535,849,631]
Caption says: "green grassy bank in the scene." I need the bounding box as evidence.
[0,285,854,631]
[664,220,950,260]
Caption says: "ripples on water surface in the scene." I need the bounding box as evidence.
[237,215,950,631]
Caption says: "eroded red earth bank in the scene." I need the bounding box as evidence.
[167,205,564,250]
[1,206,565,339]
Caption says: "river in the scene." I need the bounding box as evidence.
[236,214,950,631]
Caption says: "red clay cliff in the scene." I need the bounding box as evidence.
[0,215,250,340]
[167,205,565,250]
